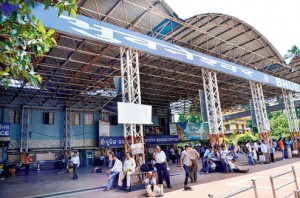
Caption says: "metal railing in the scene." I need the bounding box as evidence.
[219,179,258,198]
[294,189,300,198]
[270,166,299,198]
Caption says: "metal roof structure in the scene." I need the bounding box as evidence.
[0,0,298,115]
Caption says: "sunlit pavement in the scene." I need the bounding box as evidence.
[0,152,299,198]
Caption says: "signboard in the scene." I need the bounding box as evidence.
[172,122,209,141]
[0,123,10,137]
[117,102,152,124]
[99,135,179,147]
[17,2,300,93]
[99,120,110,137]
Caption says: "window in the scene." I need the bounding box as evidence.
[43,112,54,125]
[225,124,230,131]
[8,110,20,124]
[71,113,80,125]
[85,113,94,125]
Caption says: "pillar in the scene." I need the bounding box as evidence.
[120,47,144,161]
[20,105,30,152]
[282,90,299,138]
[202,69,225,146]
[64,108,71,152]
[249,81,270,140]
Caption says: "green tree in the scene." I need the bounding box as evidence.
[269,110,289,137]
[284,45,300,59]
[0,0,77,88]
[178,112,202,123]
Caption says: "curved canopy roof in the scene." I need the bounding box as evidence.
[0,0,297,114]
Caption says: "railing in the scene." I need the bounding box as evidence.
[270,166,299,198]
[294,189,300,198]
[209,179,258,198]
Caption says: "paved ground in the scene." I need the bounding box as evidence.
[0,152,299,198]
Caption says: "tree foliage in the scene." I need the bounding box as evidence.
[269,110,289,137]
[178,112,202,123]
[0,0,77,88]
[284,45,300,60]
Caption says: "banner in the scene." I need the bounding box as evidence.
[172,122,209,141]
[0,123,10,137]
[99,135,179,147]
[10,2,299,93]
[99,120,110,137]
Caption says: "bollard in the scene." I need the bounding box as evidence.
[252,179,258,198]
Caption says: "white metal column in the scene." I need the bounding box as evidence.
[202,69,224,145]
[64,108,72,152]
[20,106,30,152]
[250,81,270,139]
[120,47,144,155]
[282,90,299,138]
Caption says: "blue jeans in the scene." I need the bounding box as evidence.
[107,171,119,188]
[183,165,191,186]
[155,163,171,187]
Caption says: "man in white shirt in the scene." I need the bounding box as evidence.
[104,155,122,191]
[180,144,192,190]
[261,140,268,163]
[71,152,80,180]
[153,146,172,189]
[118,152,136,191]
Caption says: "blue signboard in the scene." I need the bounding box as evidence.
[17,2,299,92]
[0,123,10,137]
[99,135,179,147]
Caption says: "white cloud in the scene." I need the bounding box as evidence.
[164,0,300,57]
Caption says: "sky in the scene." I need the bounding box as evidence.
[164,0,300,58]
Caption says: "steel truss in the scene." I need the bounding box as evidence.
[282,90,299,138]
[250,81,270,139]
[202,69,225,145]
[20,106,30,152]
[64,108,72,152]
[120,47,144,159]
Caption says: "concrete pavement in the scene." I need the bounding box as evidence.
[0,152,299,198]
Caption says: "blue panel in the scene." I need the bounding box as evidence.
[0,123,10,137]
[16,2,300,92]
[99,135,179,147]
[29,110,63,140]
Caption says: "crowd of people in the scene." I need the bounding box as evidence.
[1,137,299,196]
[238,137,300,165]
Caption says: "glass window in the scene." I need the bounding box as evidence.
[8,110,20,124]
[85,113,94,125]
[71,113,80,125]
[43,112,54,125]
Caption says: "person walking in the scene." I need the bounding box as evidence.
[118,152,136,191]
[278,137,285,160]
[104,155,122,191]
[188,145,200,183]
[71,152,80,180]
[170,147,176,164]
[153,146,172,189]
[180,144,192,190]
[24,153,30,176]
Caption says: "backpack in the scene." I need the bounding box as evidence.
[140,164,150,172]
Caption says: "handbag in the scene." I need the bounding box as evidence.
[292,150,299,155]
[259,155,266,162]
[153,184,164,196]
[140,164,150,172]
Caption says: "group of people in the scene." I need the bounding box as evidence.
[200,143,248,174]
[237,137,300,165]
[103,146,172,192]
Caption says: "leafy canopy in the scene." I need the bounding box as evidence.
[0,0,77,88]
